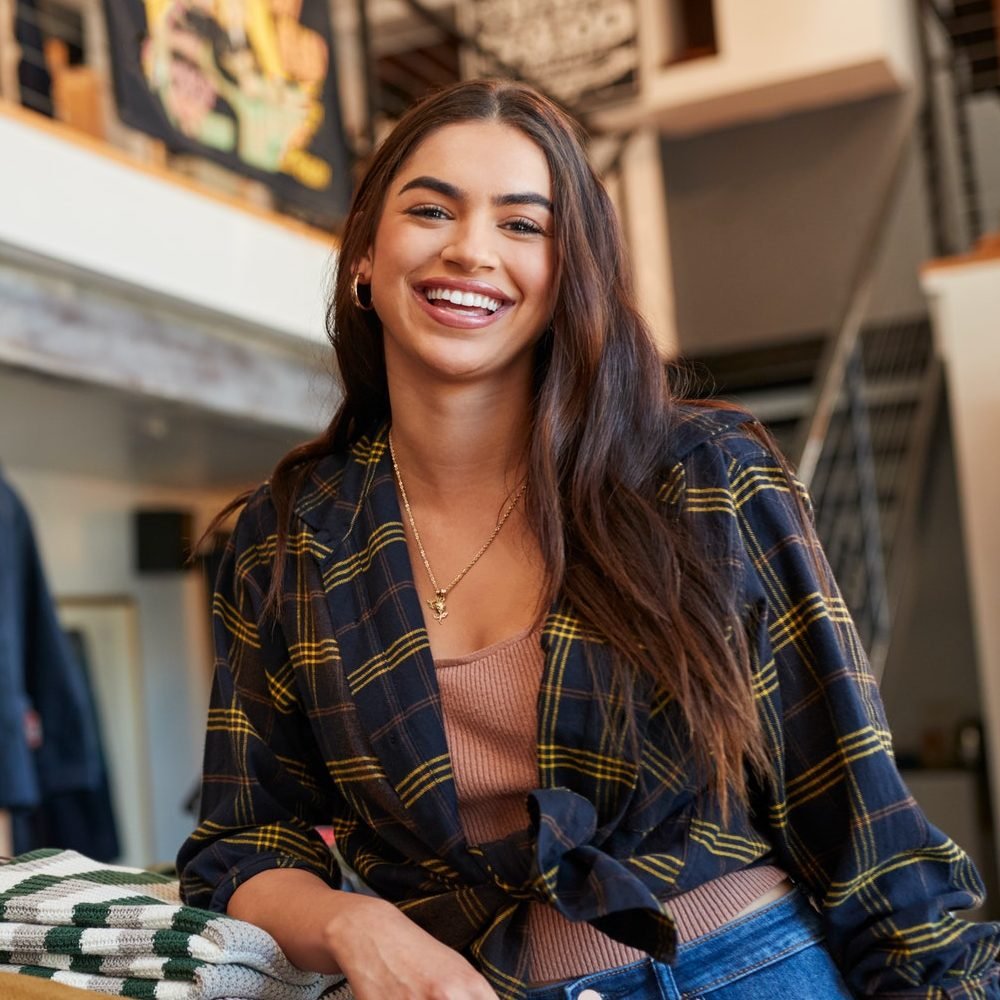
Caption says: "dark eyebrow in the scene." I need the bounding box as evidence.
[398,176,462,201]
[493,191,553,212]
[398,175,553,213]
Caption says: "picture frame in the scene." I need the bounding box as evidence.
[57,596,155,868]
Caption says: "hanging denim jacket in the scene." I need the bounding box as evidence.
[0,474,101,811]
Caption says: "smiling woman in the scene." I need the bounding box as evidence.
[176,79,1000,1000]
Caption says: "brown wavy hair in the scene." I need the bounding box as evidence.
[229,79,773,813]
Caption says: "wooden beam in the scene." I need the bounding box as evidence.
[0,254,334,434]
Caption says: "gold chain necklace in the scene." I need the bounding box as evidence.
[388,432,527,624]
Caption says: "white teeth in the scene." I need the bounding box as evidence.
[423,287,501,313]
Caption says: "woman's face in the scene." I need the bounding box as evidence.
[360,120,556,389]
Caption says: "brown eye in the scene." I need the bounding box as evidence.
[504,218,546,235]
[407,205,450,220]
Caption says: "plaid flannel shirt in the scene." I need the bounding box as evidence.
[177,406,1000,999]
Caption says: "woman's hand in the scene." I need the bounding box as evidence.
[325,893,499,1000]
[228,868,497,999]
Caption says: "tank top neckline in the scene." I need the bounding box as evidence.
[434,623,542,668]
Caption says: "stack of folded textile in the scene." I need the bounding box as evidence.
[0,849,351,999]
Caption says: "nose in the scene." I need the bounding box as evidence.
[441,215,497,272]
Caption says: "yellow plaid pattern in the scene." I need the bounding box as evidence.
[178,409,999,998]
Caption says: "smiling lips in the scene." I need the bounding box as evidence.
[413,281,513,328]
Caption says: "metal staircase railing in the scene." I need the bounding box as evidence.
[919,0,1000,253]
[792,96,927,681]
[793,97,918,489]
[804,320,941,677]
[799,0,999,678]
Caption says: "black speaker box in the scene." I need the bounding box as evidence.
[134,509,194,573]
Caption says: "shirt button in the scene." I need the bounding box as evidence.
[577,991,603,1000]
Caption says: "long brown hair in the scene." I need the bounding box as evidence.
[238,79,772,812]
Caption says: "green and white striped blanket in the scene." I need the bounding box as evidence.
[0,849,351,999]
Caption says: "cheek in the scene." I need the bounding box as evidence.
[373,232,439,284]
[519,249,556,304]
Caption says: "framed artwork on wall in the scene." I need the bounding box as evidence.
[100,0,352,224]
[57,596,155,868]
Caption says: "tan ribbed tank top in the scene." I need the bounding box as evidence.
[435,625,786,984]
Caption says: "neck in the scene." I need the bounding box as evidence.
[387,374,531,502]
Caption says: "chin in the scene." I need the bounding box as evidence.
[423,355,495,382]
[385,326,536,386]
[403,332,483,370]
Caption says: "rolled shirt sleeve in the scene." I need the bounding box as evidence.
[177,489,341,913]
[715,433,1000,997]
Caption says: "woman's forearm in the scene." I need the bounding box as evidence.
[227,867,392,975]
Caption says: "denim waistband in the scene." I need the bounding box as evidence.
[522,887,846,1000]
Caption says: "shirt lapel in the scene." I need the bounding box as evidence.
[300,427,466,861]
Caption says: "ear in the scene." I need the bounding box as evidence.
[354,249,373,283]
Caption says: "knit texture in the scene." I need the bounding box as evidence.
[436,628,788,983]
[0,849,351,999]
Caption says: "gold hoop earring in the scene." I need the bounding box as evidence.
[351,273,374,311]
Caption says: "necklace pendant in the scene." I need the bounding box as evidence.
[428,592,449,624]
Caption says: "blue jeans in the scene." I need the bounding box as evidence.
[522,889,854,999]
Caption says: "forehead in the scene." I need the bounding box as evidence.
[395,121,552,197]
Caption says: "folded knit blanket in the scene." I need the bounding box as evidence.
[0,849,352,1000]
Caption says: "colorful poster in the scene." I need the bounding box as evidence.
[103,0,351,222]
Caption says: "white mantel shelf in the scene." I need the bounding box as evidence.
[0,100,337,345]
